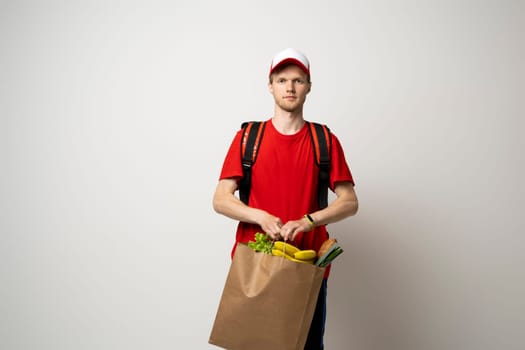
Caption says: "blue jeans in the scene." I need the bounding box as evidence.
[304,279,327,350]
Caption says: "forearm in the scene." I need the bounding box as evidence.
[213,179,284,239]
[309,183,358,227]
[212,191,265,225]
[279,183,358,241]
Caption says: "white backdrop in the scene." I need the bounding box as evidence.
[1,1,524,349]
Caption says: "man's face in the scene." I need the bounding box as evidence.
[268,65,311,113]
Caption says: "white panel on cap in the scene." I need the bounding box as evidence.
[271,48,310,70]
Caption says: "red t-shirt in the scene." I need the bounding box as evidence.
[219,119,354,277]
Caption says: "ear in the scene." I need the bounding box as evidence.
[268,82,274,94]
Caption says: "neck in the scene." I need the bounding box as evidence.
[272,108,305,135]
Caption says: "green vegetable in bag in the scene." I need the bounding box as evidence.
[248,232,273,254]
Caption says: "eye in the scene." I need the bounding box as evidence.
[278,78,286,84]
[294,79,305,84]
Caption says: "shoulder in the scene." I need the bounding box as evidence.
[308,123,346,154]
[240,120,267,129]
[306,121,332,137]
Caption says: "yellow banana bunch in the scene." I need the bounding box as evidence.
[273,241,300,256]
[271,242,317,264]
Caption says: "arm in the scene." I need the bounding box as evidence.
[212,178,283,239]
[280,181,358,241]
[311,181,358,226]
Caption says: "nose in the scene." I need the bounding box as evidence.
[286,81,295,92]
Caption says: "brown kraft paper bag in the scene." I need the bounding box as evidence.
[209,243,325,350]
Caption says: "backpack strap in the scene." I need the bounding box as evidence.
[238,120,331,210]
[239,121,266,205]
[307,122,332,209]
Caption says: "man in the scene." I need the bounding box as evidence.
[213,48,358,350]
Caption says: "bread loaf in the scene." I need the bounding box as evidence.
[317,238,337,258]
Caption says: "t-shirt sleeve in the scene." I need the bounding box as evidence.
[329,133,355,189]
[219,129,244,180]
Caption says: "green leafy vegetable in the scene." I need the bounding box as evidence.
[248,232,273,254]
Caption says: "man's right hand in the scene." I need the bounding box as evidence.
[254,211,283,240]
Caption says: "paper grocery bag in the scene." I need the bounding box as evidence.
[209,243,325,350]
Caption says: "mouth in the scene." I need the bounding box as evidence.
[284,96,296,100]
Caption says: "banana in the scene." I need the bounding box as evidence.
[271,249,293,258]
[273,241,300,256]
[289,256,314,264]
[293,250,317,261]
[272,249,315,264]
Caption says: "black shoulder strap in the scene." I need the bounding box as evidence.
[239,121,266,205]
[307,122,331,209]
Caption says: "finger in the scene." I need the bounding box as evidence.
[269,230,280,240]
[291,229,302,241]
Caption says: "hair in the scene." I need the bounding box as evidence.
[269,63,311,84]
